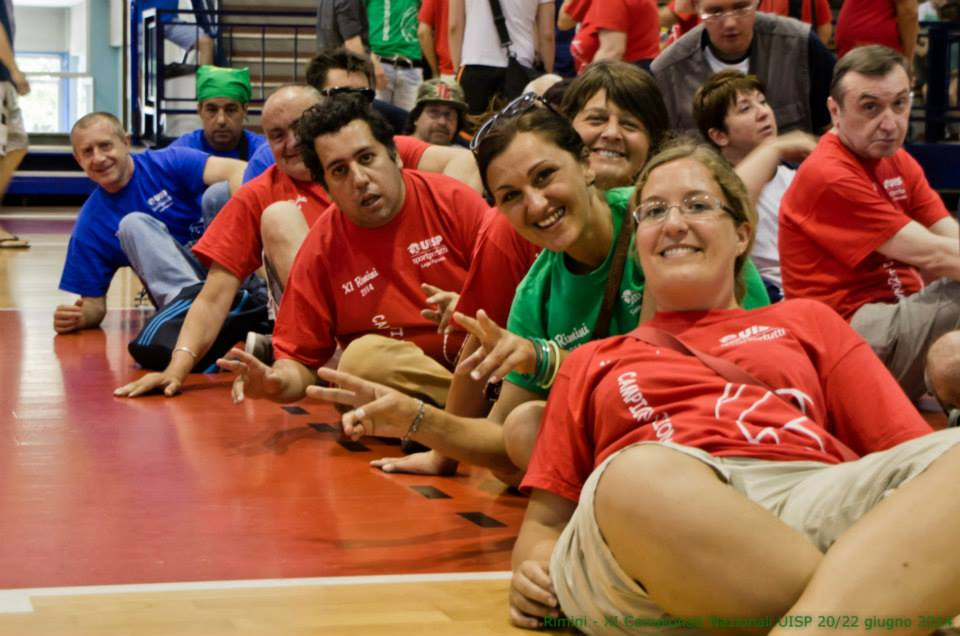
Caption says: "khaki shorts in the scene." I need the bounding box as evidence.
[550,429,960,635]
[337,334,452,407]
[850,279,960,400]
[0,81,28,156]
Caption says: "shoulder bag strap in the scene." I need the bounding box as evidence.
[592,211,633,340]
[487,0,514,53]
[630,325,860,461]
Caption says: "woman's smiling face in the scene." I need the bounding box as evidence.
[485,131,596,254]
[572,89,652,190]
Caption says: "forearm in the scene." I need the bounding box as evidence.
[166,296,234,379]
[82,297,107,329]
[592,31,626,62]
[537,7,556,71]
[0,26,20,75]
[406,404,518,476]
[448,0,464,70]
[734,144,780,203]
[895,1,919,61]
[342,35,366,56]
[419,25,439,76]
[442,150,483,192]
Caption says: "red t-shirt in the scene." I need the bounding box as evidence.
[835,0,900,57]
[192,136,428,280]
[193,166,332,280]
[455,211,540,326]
[758,0,832,26]
[571,0,660,71]
[521,300,932,503]
[418,0,453,75]
[273,170,493,370]
[564,0,592,22]
[779,133,948,320]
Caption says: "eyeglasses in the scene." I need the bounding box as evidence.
[469,92,556,152]
[632,193,735,226]
[320,86,376,103]
[699,1,758,22]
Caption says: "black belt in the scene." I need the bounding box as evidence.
[379,55,416,69]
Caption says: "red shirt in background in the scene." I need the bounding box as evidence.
[758,0,832,27]
[571,0,661,71]
[835,0,901,57]
[779,133,949,320]
[522,301,932,503]
[193,166,331,280]
[455,211,540,327]
[418,0,454,75]
[273,170,492,370]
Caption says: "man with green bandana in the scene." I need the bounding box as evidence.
[170,65,265,225]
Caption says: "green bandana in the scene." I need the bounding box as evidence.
[196,65,252,104]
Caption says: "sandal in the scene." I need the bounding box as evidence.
[0,235,29,249]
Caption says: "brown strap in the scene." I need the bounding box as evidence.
[630,325,860,461]
[592,211,633,340]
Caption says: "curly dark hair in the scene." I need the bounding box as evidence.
[296,93,397,188]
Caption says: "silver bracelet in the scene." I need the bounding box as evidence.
[173,346,198,360]
[402,399,426,442]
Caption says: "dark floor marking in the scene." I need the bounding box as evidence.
[282,406,309,415]
[410,485,452,500]
[309,422,338,433]
[458,512,507,528]
[337,439,371,452]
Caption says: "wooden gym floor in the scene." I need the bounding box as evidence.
[0,212,562,635]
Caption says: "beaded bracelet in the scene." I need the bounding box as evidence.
[402,399,426,442]
[541,339,562,389]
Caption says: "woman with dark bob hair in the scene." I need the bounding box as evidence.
[510,141,960,632]
[306,105,770,485]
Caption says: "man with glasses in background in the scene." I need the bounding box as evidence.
[651,0,835,137]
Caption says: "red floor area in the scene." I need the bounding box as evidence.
[0,310,522,589]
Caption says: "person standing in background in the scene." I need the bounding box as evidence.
[0,0,29,249]
[835,0,919,62]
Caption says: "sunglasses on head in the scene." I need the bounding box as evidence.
[469,92,559,153]
[320,86,376,103]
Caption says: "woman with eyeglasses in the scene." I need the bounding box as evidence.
[509,140,960,632]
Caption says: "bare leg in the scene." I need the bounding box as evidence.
[0,148,28,245]
[770,445,960,636]
[595,445,821,632]
[260,201,309,289]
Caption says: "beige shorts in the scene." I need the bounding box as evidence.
[550,429,960,635]
[0,81,28,155]
[850,279,960,400]
[337,334,452,407]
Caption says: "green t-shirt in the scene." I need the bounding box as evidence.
[366,0,422,60]
[505,187,770,395]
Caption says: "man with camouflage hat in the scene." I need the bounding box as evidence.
[407,78,468,146]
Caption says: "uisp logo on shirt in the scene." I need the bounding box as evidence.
[407,235,448,269]
[147,190,174,215]
[719,325,787,348]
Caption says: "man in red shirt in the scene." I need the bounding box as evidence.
[780,45,960,401]
[217,95,491,407]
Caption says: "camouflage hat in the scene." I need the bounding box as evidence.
[415,78,468,112]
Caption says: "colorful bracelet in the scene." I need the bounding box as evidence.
[541,339,562,389]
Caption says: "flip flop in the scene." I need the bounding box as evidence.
[0,235,29,249]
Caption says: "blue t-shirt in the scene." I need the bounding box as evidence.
[59,147,209,298]
[169,128,266,161]
[243,143,276,183]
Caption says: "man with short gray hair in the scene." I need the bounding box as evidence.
[780,45,960,402]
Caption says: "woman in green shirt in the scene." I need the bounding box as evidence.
[306,97,769,484]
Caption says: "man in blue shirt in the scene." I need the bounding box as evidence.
[169,65,265,223]
[53,112,246,334]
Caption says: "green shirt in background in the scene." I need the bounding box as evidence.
[366,0,422,60]
[505,187,771,396]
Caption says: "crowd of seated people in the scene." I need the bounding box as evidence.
[47,0,960,627]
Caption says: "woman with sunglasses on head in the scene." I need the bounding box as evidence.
[511,140,960,632]
[305,103,769,483]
